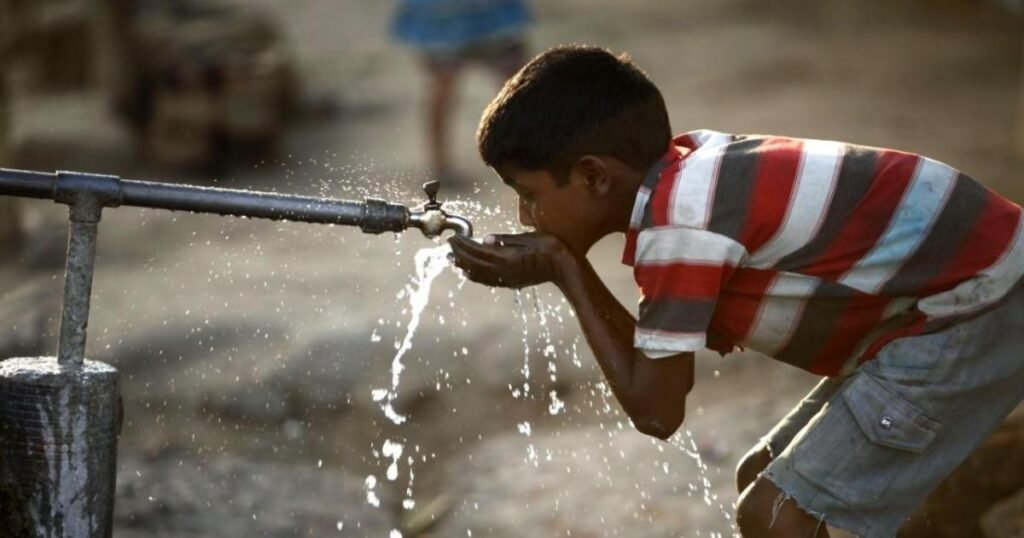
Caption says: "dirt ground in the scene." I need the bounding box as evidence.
[2,0,1022,536]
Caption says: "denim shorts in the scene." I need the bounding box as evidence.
[759,286,1024,537]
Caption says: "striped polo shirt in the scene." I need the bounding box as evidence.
[623,130,1024,376]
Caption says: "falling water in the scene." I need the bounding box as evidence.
[370,244,453,424]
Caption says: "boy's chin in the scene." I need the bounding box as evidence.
[562,234,599,257]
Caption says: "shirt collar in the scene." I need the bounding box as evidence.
[621,140,685,266]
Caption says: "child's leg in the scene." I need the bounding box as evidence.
[737,377,846,493]
[425,61,459,179]
[737,478,829,537]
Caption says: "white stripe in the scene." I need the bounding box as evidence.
[748,140,844,268]
[690,130,733,148]
[768,271,825,297]
[635,226,748,266]
[839,158,958,294]
[743,274,819,356]
[919,214,1024,318]
[629,186,651,228]
[635,328,706,354]
[669,146,723,228]
[642,349,685,359]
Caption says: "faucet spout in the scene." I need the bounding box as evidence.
[441,214,473,238]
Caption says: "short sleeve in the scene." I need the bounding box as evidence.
[633,226,747,356]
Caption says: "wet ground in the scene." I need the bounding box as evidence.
[2,0,1022,535]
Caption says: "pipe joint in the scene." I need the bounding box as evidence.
[360,198,410,234]
[54,172,123,223]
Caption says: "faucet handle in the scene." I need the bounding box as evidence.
[422,180,441,207]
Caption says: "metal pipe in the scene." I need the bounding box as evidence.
[0,168,473,238]
[0,168,56,199]
[118,179,410,232]
[57,219,99,367]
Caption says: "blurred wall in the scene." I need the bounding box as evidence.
[0,8,23,250]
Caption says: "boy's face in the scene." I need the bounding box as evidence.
[498,165,602,255]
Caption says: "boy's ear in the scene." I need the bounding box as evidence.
[574,155,613,196]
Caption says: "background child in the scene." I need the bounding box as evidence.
[390,0,531,188]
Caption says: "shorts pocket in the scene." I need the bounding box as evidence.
[791,375,942,505]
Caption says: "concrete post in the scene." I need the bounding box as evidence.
[0,358,121,537]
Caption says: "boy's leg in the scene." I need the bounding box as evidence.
[737,478,829,537]
[746,288,1024,537]
[738,480,865,538]
[737,377,846,493]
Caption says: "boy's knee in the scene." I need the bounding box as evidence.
[736,443,773,494]
[736,478,824,538]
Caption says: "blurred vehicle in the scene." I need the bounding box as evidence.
[115,0,298,168]
[1,0,298,170]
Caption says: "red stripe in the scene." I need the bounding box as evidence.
[803,151,920,280]
[806,296,889,376]
[674,132,700,151]
[739,138,803,251]
[920,192,1022,296]
[711,268,777,344]
[649,155,684,228]
[634,262,735,301]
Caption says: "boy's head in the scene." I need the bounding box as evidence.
[477,45,671,253]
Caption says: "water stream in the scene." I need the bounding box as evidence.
[370,244,453,425]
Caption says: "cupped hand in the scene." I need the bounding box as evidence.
[448,232,571,289]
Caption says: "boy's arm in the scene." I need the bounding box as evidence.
[449,234,694,440]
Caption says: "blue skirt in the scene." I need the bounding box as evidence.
[391,0,531,52]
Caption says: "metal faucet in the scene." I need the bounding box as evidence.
[407,180,473,239]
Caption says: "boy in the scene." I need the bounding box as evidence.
[449,45,1024,537]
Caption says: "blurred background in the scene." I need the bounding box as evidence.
[1,0,1023,536]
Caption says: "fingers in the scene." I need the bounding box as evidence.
[448,235,509,263]
[482,233,534,248]
[449,237,533,288]
[448,239,506,286]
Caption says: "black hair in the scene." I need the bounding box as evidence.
[477,44,671,185]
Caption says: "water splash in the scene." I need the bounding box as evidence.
[371,244,452,424]
[669,430,738,535]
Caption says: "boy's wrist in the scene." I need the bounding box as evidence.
[552,248,585,292]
